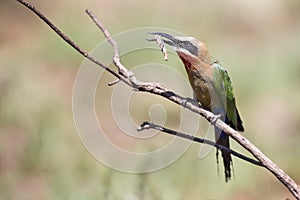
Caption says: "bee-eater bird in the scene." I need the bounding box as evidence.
[148,32,244,182]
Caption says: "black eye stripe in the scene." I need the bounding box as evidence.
[177,40,198,56]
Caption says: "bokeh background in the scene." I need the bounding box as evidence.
[1,0,300,199]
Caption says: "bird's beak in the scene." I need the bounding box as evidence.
[147,32,199,58]
[147,32,177,47]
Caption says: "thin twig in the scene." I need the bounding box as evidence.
[138,122,263,167]
[16,1,300,199]
[85,9,129,76]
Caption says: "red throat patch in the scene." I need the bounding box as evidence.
[178,54,197,71]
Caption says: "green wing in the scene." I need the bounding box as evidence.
[212,62,244,131]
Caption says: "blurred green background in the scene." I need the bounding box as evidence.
[1,0,300,199]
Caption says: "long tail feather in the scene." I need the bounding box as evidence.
[217,132,232,182]
[215,127,232,182]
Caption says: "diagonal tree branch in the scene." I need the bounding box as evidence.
[16,0,300,199]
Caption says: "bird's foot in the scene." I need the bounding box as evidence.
[211,114,222,125]
[181,97,199,108]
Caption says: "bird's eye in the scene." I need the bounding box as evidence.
[181,41,193,49]
[179,41,198,56]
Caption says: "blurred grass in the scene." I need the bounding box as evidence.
[1,0,300,199]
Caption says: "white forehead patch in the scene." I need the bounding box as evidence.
[174,36,195,42]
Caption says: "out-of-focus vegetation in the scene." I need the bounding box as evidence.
[1,0,300,199]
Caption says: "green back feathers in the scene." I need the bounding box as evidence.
[212,62,244,131]
[212,62,234,101]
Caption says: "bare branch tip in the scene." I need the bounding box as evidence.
[16,0,31,7]
[108,79,121,86]
[137,122,151,131]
